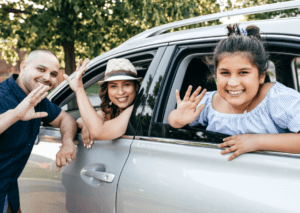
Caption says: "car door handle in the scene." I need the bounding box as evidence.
[81,169,115,183]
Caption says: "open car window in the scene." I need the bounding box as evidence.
[143,38,300,147]
[59,51,157,121]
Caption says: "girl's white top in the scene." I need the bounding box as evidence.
[190,82,300,135]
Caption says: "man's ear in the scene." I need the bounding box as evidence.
[20,61,27,74]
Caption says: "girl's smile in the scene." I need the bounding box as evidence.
[227,90,244,96]
[216,54,265,113]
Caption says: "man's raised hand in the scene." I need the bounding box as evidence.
[14,85,50,121]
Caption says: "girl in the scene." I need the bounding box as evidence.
[64,58,142,148]
[168,24,300,161]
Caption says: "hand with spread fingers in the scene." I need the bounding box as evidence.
[14,85,50,121]
[63,58,90,93]
[56,141,76,172]
[219,134,261,161]
[168,85,207,128]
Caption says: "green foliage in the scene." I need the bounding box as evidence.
[235,0,300,21]
[0,38,19,65]
[2,0,297,73]
[85,83,100,95]
[1,0,221,69]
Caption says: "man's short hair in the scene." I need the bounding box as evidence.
[26,49,58,64]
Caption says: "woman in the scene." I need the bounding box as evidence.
[64,58,142,148]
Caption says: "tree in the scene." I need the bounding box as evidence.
[1,0,221,75]
[234,0,300,21]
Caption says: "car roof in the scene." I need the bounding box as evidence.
[89,0,300,67]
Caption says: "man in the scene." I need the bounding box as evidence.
[0,50,77,213]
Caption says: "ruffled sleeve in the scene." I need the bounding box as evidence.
[189,91,215,127]
[269,83,300,133]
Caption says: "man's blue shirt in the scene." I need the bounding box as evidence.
[0,75,61,213]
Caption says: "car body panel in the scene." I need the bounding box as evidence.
[62,137,134,213]
[58,47,167,212]
[117,139,300,213]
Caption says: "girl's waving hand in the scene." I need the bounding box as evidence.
[169,85,207,128]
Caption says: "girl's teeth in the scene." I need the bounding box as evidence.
[229,90,243,95]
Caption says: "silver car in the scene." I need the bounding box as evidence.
[20,1,300,212]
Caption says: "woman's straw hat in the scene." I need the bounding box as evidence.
[98,58,143,85]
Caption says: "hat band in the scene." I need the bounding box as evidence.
[104,72,137,80]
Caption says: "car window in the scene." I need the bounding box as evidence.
[134,44,228,144]
[60,83,101,120]
[61,83,101,111]
[59,51,157,122]
[266,60,276,82]
[296,57,300,91]
[141,41,300,147]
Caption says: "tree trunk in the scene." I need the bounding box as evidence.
[63,40,75,75]
[63,40,78,110]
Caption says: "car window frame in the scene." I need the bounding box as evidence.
[141,37,300,159]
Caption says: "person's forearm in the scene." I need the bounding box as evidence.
[91,106,133,140]
[75,88,106,136]
[0,109,20,134]
[76,117,84,129]
[60,115,77,145]
[257,133,300,153]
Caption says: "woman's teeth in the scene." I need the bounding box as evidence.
[118,97,127,102]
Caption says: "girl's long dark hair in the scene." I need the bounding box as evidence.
[99,80,140,120]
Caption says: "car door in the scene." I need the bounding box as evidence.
[23,46,167,213]
[116,40,300,213]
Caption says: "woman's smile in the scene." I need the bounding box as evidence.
[116,96,128,102]
[108,80,137,110]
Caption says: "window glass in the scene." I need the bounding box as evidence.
[266,60,276,82]
[61,83,101,111]
[163,54,215,124]
[296,57,300,91]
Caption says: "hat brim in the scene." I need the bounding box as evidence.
[98,76,143,86]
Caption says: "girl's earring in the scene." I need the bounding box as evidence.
[109,102,112,105]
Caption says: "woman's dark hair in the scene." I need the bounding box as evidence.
[99,80,140,120]
[213,24,269,76]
